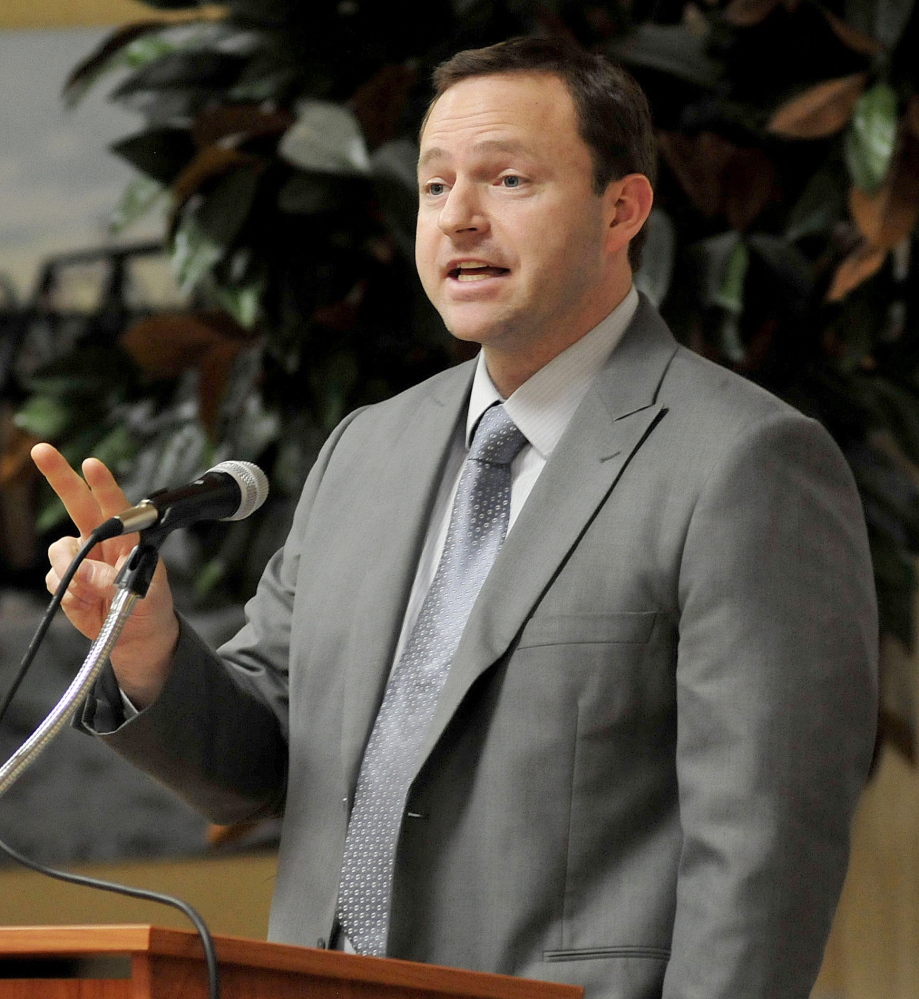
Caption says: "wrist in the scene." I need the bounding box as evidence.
[111,613,180,710]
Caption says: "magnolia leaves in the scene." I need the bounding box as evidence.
[768,73,869,140]
[658,131,777,230]
[846,83,899,193]
[768,76,899,194]
[121,311,260,433]
[724,0,913,51]
[850,127,919,249]
[761,0,917,304]
[279,101,371,177]
[770,75,915,302]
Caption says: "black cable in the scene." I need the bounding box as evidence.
[0,513,141,727]
[0,833,220,999]
[0,524,115,726]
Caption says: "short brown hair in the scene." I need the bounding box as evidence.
[428,36,656,268]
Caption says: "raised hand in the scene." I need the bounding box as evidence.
[31,444,179,708]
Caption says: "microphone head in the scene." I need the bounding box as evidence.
[208,461,270,521]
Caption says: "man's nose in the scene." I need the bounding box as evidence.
[437,182,485,236]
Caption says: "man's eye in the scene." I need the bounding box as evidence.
[501,175,521,188]
[427,182,446,196]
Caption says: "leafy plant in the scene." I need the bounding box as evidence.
[6,0,918,757]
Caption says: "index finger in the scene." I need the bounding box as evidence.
[31,443,103,539]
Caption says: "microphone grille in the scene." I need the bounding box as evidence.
[208,461,270,521]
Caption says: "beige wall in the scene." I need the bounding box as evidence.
[0,851,276,939]
[815,747,919,999]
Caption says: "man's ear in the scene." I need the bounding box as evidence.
[603,174,654,255]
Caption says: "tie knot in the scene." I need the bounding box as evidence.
[468,404,528,466]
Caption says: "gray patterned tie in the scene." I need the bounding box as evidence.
[337,403,528,956]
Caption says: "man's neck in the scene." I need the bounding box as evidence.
[483,283,635,397]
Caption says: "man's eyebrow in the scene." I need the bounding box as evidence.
[417,138,532,170]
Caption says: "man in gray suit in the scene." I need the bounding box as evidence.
[35,37,877,999]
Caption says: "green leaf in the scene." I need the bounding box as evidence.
[25,345,138,397]
[875,0,915,49]
[608,24,723,89]
[785,164,847,241]
[36,496,70,533]
[868,380,919,465]
[194,556,228,598]
[199,168,261,246]
[844,0,915,50]
[278,100,371,177]
[278,174,351,215]
[719,314,746,364]
[110,176,168,235]
[172,214,224,293]
[214,275,266,328]
[122,33,181,68]
[845,83,898,193]
[14,396,73,438]
[692,232,748,312]
[172,169,259,292]
[310,351,358,430]
[229,66,300,103]
[112,51,244,100]
[110,127,196,184]
[747,234,814,301]
[634,208,676,307]
[715,239,750,315]
[372,138,419,260]
[90,422,138,472]
[63,26,175,109]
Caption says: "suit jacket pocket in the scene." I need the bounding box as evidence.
[544,946,671,962]
[518,611,657,649]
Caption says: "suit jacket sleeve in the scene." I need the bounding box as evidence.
[663,408,878,998]
[76,406,368,825]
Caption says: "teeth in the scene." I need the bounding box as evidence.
[451,261,504,281]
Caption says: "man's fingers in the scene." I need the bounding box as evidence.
[47,537,118,602]
[82,457,131,520]
[31,443,103,538]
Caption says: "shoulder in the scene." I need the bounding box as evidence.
[616,301,853,496]
[340,359,475,441]
[662,345,802,434]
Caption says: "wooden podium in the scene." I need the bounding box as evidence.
[0,925,584,999]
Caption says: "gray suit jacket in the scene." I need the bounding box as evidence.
[83,297,878,999]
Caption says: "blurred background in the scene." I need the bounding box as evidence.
[0,0,916,995]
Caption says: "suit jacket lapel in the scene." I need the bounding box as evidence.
[340,361,476,792]
[416,298,678,769]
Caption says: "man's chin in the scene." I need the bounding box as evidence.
[441,312,512,350]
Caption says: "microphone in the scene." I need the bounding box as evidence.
[96,461,269,539]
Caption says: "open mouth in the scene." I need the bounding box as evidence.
[449,263,510,282]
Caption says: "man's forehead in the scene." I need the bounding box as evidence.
[418,137,532,170]
[418,72,576,164]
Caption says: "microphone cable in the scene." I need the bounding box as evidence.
[0,833,220,999]
[0,527,110,727]
[0,528,220,999]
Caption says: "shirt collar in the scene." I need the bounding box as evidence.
[466,285,639,457]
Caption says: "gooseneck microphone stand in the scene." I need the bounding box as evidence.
[0,531,163,797]
[0,526,221,999]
